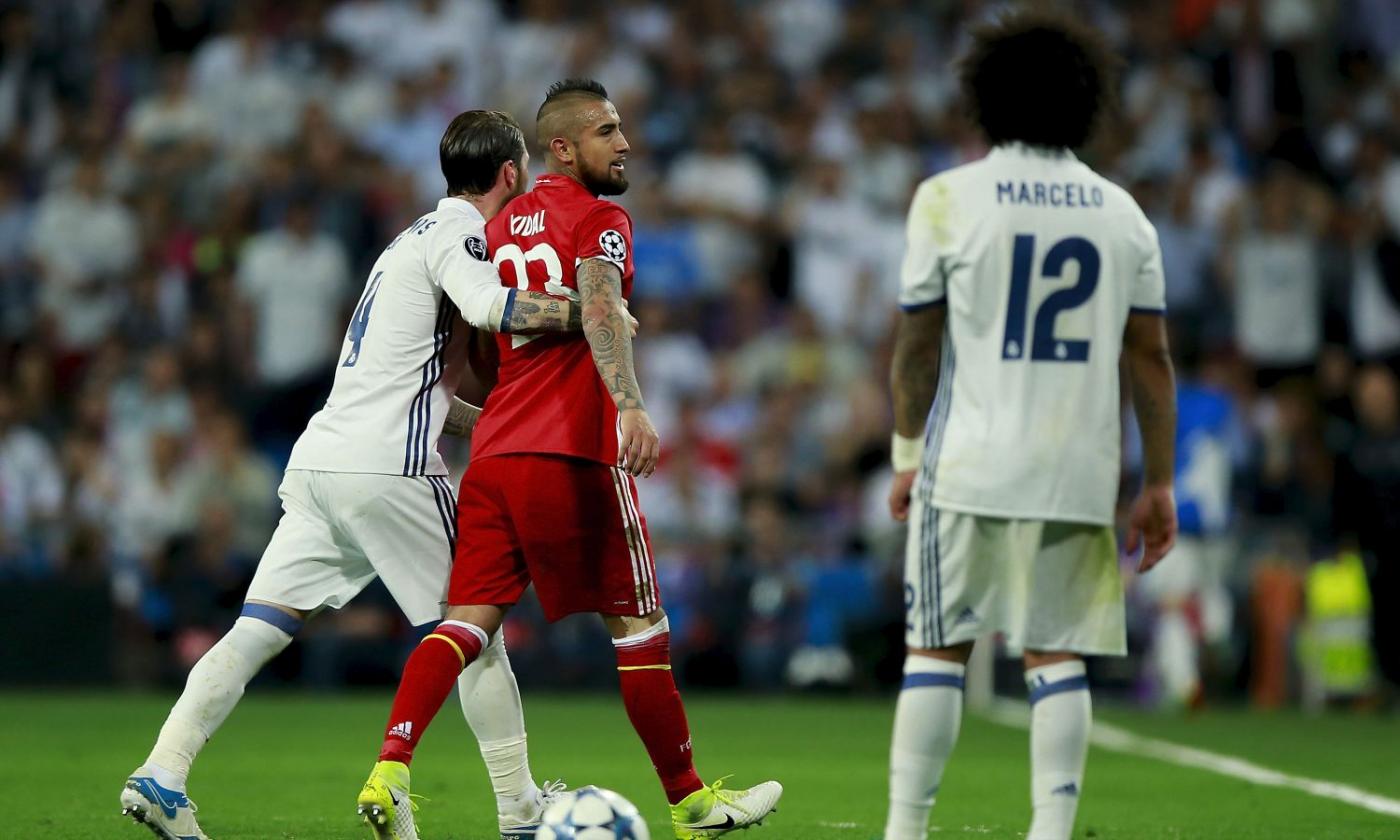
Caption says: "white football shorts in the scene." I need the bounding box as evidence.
[244,469,458,626]
[904,506,1126,655]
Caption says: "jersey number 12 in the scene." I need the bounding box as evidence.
[1001,234,1099,363]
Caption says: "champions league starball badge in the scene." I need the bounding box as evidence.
[599,229,627,262]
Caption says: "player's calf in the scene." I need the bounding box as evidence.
[377,620,490,765]
[1024,657,1091,840]
[609,613,705,803]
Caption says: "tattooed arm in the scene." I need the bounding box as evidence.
[887,305,946,521]
[890,306,947,438]
[577,258,659,476]
[1125,312,1176,486]
[498,290,581,334]
[1123,311,1178,571]
[496,289,641,336]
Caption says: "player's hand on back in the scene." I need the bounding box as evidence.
[618,408,659,478]
[1126,483,1177,573]
[442,397,482,437]
[888,469,917,522]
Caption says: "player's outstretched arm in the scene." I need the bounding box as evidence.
[1124,311,1178,572]
[500,289,581,334]
[498,290,639,336]
[578,257,659,477]
[888,305,946,521]
[502,288,632,335]
[431,223,635,336]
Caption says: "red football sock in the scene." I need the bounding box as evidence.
[378,621,487,765]
[615,624,704,804]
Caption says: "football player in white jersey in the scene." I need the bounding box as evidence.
[121,110,614,840]
[884,11,1178,840]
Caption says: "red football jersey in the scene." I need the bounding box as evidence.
[472,174,635,465]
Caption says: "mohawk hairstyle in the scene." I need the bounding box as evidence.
[958,7,1119,149]
[536,77,610,121]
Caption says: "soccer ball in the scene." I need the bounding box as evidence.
[536,785,651,840]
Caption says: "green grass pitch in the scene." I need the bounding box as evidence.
[5,692,1398,839]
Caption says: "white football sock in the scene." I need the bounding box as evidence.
[885,655,966,840]
[144,611,296,790]
[1025,660,1091,840]
[457,630,538,810]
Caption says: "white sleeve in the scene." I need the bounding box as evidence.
[1130,214,1167,314]
[897,179,951,311]
[425,217,512,331]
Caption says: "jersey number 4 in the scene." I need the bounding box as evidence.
[1001,234,1099,363]
[342,271,384,367]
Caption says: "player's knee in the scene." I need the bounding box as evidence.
[240,601,306,636]
[603,608,667,640]
[444,604,505,636]
[908,642,973,665]
[1023,649,1081,670]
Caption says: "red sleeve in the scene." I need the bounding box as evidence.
[574,202,634,286]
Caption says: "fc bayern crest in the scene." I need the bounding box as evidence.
[598,229,627,262]
[465,235,488,261]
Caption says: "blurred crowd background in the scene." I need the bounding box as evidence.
[1,0,1398,711]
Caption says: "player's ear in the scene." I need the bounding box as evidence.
[501,159,518,192]
[549,136,573,166]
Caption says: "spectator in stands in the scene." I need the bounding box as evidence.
[1219,163,1330,384]
[0,385,64,576]
[124,56,212,156]
[28,153,139,352]
[178,411,278,560]
[235,192,350,440]
[666,115,773,292]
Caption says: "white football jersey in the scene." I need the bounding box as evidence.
[900,143,1166,526]
[287,197,510,476]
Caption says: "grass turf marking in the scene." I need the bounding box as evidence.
[981,701,1400,820]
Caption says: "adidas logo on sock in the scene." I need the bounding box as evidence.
[1050,782,1079,797]
[387,721,414,741]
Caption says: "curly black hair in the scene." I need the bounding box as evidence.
[958,7,1118,149]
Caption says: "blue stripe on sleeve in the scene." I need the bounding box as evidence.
[499,288,518,333]
[900,297,946,313]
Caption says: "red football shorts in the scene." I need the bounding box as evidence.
[450,454,661,621]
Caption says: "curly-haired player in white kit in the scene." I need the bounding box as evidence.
[884,10,1178,840]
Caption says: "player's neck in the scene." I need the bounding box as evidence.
[452,190,509,222]
[548,165,587,190]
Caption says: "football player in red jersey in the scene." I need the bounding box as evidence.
[356,80,782,840]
